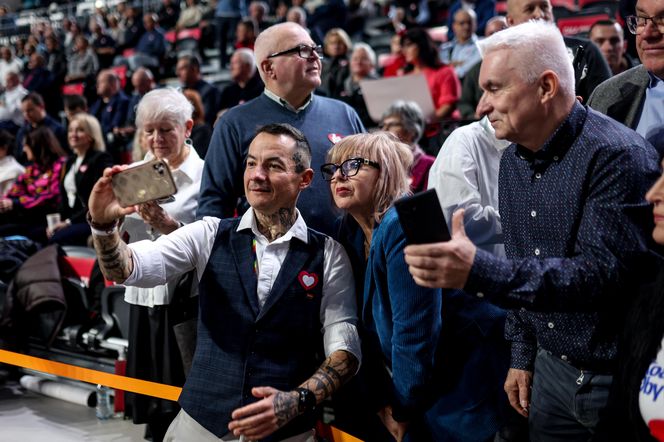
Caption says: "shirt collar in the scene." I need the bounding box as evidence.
[647,70,664,89]
[514,100,587,169]
[479,116,511,152]
[263,88,313,113]
[237,207,309,244]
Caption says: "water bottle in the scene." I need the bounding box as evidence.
[96,384,113,420]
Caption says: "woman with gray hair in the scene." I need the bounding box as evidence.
[122,87,205,442]
[339,42,379,129]
[380,100,435,193]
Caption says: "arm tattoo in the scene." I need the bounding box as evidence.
[273,391,299,427]
[300,350,359,404]
[92,232,134,283]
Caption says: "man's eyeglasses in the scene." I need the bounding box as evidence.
[626,14,664,34]
[267,44,323,60]
[320,157,380,181]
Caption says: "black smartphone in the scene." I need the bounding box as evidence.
[394,188,451,245]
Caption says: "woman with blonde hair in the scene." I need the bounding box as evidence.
[49,113,113,245]
[323,131,508,441]
[320,27,352,98]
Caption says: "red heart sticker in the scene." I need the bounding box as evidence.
[298,271,319,291]
[328,133,343,144]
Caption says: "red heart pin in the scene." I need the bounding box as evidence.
[298,271,319,291]
[328,133,343,144]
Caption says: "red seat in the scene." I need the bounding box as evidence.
[557,12,610,35]
[110,65,128,89]
[427,26,448,43]
[177,28,202,41]
[495,1,508,13]
[165,30,176,43]
[61,83,85,96]
[551,0,578,11]
[59,255,96,287]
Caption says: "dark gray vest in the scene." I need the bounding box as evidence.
[179,218,326,440]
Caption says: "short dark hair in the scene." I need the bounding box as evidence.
[22,92,45,107]
[178,53,201,70]
[589,18,620,35]
[0,129,14,152]
[255,123,311,173]
[64,94,88,111]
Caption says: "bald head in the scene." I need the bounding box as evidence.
[506,0,553,25]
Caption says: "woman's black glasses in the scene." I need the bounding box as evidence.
[320,157,380,181]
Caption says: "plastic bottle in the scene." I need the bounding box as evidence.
[96,384,113,420]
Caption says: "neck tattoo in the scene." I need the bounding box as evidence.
[255,207,297,242]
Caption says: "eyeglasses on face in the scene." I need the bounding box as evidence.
[380,121,403,131]
[267,44,323,60]
[320,157,380,181]
[626,14,664,34]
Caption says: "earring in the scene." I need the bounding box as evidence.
[184,137,193,148]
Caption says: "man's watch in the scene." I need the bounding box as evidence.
[295,387,316,414]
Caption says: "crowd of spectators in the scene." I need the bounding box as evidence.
[3,0,664,441]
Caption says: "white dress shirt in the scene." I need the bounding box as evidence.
[0,84,27,126]
[122,147,204,306]
[124,209,362,363]
[0,155,25,195]
[428,116,511,257]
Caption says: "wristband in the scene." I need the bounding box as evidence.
[86,211,119,236]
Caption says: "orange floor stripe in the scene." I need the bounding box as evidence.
[0,349,181,401]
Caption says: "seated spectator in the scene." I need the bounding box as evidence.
[382,34,407,78]
[176,54,222,127]
[90,70,130,164]
[248,1,273,32]
[48,114,113,246]
[44,35,67,86]
[114,67,155,148]
[339,42,378,129]
[484,14,508,36]
[440,8,482,81]
[22,53,54,100]
[177,0,207,31]
[307,0,348,45]
[65,35,100,84]
[589,19,637,76]
[107,14,125,47]
[120,6,145,51]
[286,6,308,30]
[90,19,117,69]
[0,71,27,133]
[157,0,181,30]
[447,0,496,38]
[127,13,167,71]
[219,48,264,114]
[401,28,462,120]
[379,100,434,193]
[63,95,88,124]
[0,130,24,194]
[0,46,22,88]
[235,19,257,50]
[183,89,212,158]
[0,126,66,240]
[319,28,351,98]
[16,92,67,162]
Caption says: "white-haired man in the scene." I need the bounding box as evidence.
[219,48,264,113]
[197,22,364,235]
[405,22,659,440]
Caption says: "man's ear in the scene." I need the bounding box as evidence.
[538,70,558,103]
[260,59,275,80]
[300,168,314,189]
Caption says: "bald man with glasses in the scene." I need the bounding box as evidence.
[197,22,365,236]
[588,0,664,157]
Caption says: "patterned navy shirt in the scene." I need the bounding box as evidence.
[465,102,660,371]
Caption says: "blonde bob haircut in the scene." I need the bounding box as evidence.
[326,132,413,223]
[70,113,106,152]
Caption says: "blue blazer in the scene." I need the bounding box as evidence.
[363,208,510,442]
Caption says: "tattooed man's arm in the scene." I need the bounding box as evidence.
[92,230,134,283]
[227,350,359,439]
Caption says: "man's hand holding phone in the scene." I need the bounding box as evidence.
[403,209,477,289]
[89,165,138,225]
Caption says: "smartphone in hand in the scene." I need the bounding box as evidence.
[111,159,177,208]
[394,189,451,245]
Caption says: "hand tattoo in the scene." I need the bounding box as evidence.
[274,391,299,428]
